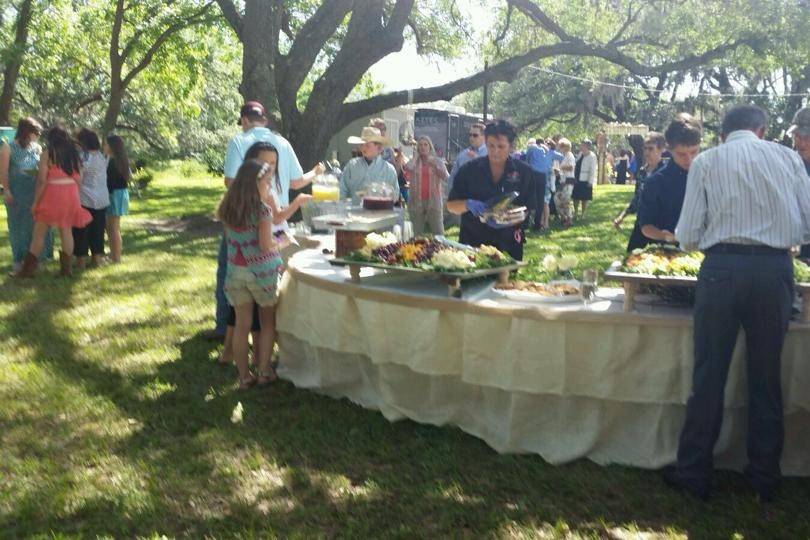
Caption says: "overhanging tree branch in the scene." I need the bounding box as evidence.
[306,0,414,116]
[608,0,646,45]
[74,93,104,112]
[115,123,163,151]
[509,0,762,77]
[339,42,567,124]
[122,3,215,88]
[507,0,575,42]
[213,0,243,39]
[278,0,353,105]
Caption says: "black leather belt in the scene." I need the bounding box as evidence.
[705,243,789,256]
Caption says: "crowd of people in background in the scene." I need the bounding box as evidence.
[1,117,132,278]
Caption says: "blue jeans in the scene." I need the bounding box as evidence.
[676,251,793,495]
[215,233,229,335]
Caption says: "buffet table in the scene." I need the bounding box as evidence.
[275,245,810,476]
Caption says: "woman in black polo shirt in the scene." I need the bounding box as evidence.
[446,119,537,260]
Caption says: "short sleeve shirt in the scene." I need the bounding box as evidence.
[448,156,536,260]
[637,160,688,234]
[78,151,111,209]
[525,144,548,176]
[544,150,564,176]
[224,127,304,206]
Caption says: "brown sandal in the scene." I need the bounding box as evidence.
[257,369,278,387]
[238,375,257,390]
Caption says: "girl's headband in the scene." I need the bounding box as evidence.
[257,161,271,179]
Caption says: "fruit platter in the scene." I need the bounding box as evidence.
[329,232,524,297]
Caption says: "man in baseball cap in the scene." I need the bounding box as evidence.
[204,100,323,341]
[237,101,266,125]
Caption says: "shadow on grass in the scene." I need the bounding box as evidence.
[4,315,810,537]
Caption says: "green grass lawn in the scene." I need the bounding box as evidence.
[1,163,808,538]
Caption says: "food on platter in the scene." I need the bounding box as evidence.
[621,245,810,282]
[621,244,703,277]
[481,205,528,226]
[345,234,514,272]
[480,191,527,226]
[495,280,579,296]
[795,258,810,283]
[493,279,581,303]
[431,248,476,271]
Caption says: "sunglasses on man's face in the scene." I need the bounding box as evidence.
[643,146,656,151]
[469,132,481,137]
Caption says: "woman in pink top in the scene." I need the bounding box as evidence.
[404,135,449,235]
[17,126,90,277]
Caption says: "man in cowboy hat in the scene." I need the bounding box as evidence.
[340,126,399,201]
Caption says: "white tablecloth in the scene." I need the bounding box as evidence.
[275,247,810,475]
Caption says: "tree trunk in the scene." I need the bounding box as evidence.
[288,105,340,170]
[0,0,34,125]
[102,82,124,136]
[239,0,282,123]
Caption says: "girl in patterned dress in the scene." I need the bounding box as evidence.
[217,158,307,389]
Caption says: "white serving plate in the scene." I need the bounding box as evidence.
[492,280,582,304]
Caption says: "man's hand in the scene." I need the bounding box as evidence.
[612,217,622,230]
[466,199,486,217]
[466,149,477,159]
[314,162,326,175]
[3,192,12,206]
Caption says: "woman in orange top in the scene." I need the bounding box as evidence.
[17,126,91,277]
[403,135,449,235]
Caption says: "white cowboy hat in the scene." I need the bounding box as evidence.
[347,126,391,146]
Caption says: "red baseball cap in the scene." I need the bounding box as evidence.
[238,101,266,124]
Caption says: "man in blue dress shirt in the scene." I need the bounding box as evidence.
[637,114,702,247]
[525,138,548,230]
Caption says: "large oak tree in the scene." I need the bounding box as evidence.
[214,0,761,167]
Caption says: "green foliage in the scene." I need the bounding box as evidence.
[8,0,240,162]
[178,159,208,178]
[463,0,810,141]
[132,167,156,190]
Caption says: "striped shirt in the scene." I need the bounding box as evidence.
[675,130,810,251]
